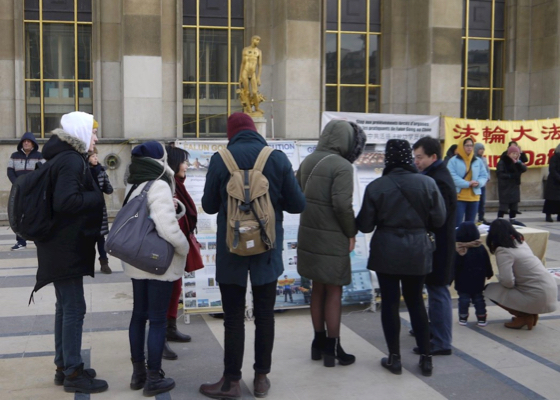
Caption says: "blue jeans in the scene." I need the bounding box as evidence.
[53,277,86,375]
[458,291,486,317]
[456,200,479,227]
[478,187,486,220]
[16,235,26,246]
[220,280,278,380]
[129,279,173,371]
[426,284,452,351]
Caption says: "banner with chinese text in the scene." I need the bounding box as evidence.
[444,116,560,168]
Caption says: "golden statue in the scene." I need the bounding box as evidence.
[238,35,266,117]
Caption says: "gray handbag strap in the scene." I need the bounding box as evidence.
[304,154,336,192]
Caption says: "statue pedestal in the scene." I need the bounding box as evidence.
[252,116,267,138]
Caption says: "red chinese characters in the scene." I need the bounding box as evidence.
[453,124,479,140]
[511,125,537,142]
[541,124,560,140]
[482,126,508,144]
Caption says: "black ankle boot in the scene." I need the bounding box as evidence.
[323,337,356,367]
[311,331,326,360]
[419,354,433,377]
[63,363,108,394]
[166,317,191,342]
[546,214,553,222]
[143,369,175,397]
[381,354,402,375]
[162,339,178,360]
[130,359,147,390]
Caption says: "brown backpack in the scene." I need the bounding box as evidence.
[218,147,276,256]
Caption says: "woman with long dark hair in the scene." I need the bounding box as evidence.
[161,146,199,360]
[485,219,557,330]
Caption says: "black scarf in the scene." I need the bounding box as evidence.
[127,156,173,188]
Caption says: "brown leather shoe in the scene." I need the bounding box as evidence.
[253,373,271,398]
[504,313,534,330]
[199,376,241,399]
[533,314,539,326]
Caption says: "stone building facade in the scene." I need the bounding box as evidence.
[0,0,559,217]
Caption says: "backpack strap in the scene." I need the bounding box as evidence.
[253,147,274,172]
[218,149,240,174]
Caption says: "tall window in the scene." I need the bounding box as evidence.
[183,0,244,138]
[24,0,93,137]
[325,0,381,113]
[462,0,505,119]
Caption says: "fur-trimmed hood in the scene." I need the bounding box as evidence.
[42,129,88,161]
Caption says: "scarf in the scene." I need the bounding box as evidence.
[456,239,482,256]
[175,175,198,232]
[127,156,173,189]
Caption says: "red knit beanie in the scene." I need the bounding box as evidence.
[227,112,257,140]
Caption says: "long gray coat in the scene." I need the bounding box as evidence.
[296,121,358,286]
[484,242,558,314]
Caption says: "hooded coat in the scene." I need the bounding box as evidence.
[474,143,490,180]
[496,153,527,204]
[356,167,446,276]
[202,130,306,287]
[453,223,493,294]
[7,132,45,184]
[296,120,361,286]
[484,241,558,314]
[34,129,104,294]
[447,143,489,196]
[544,151,560,201]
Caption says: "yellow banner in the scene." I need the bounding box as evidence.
[444,116,560,168]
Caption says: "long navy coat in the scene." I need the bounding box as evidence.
[424,160,457,286]
[202,131,306,287]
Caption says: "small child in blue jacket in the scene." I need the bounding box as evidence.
[454,222,494,326]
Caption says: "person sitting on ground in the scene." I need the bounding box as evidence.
[496,144,527,226]
[484,219,558,330]
[454,222,493,327]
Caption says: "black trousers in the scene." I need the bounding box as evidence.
[376,272,431,356]
[220,280,277,380]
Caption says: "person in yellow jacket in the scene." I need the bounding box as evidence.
[447,137,489,227]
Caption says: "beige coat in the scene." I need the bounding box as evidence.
[484,242,558,314]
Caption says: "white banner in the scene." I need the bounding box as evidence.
[321,112,440,144]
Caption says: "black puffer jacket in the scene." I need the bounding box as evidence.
[453,222,493,294]
[496,154,527,204]
[33,130,104,294]
[356,167,446,275]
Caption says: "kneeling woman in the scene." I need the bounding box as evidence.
[485,219,557,330]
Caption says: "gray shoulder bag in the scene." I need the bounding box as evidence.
[105,180,175,275]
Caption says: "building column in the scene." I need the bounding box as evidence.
[381,0,463,118]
